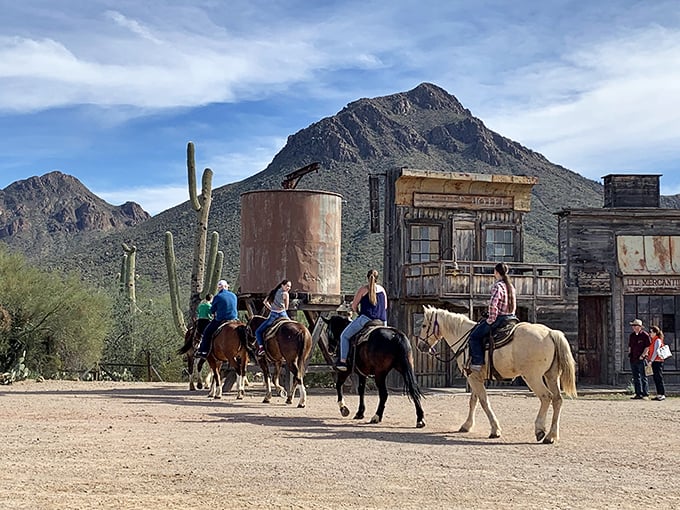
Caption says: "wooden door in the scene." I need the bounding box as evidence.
[577,297,608,383]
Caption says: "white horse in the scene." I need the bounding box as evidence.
[416,305,577,443]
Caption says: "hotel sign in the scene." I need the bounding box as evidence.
[623,276,680,294]
[413,192,514,210]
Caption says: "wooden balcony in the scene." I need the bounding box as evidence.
[403,260,564,301]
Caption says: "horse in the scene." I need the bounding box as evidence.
[416,305,577,443]
[204,320,250,399]
[177,323,208,391]
[320,315,426,428]
[245,315,312,407]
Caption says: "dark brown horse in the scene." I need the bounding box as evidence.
[320,315,425,428]
[245,315,313,407]
[204,320,250,399]
[177,323,208,391]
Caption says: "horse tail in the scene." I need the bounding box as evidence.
[294,325,313,379]
[177,327,195,355]
[395,330,424,404]
[236,324,248,349]
[551,330,578,398]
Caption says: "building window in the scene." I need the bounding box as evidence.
[485,229,514,261]
[410,225,440,263]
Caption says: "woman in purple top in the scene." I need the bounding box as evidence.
[336,269,387,371]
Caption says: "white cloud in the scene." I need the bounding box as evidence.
[97,184,188,216]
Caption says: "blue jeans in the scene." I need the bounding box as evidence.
[255,310,289,346]
[338,315,387,361]
[630,359,649,397]
[468,315,513,365]
[198,319,219,354]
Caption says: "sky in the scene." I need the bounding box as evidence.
[1,0,680,216]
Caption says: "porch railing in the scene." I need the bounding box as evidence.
[403,260,564,300]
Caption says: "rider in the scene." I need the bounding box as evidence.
[195,280,238,359]
[335,269,387,372]
[467,262,516,372]
[195,293,213,337]
[254,279,291,357]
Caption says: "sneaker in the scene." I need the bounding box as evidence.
[335,360,348,372]
[195,351,208,360]
[257,346,265,357]
[641,396,650,400]
[469,364,483,372]
[655,395,666,401]
[631,395,643,399]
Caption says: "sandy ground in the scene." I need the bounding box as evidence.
[1,379,679,510]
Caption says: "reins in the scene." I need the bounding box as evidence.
[417,311,474,364]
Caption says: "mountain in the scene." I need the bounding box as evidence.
[0,171,149,260]
[2,83,679,292]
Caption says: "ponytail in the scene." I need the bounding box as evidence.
[366,269,378,306]
[494,262,515,311]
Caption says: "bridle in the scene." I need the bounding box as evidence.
[416,310,474,364]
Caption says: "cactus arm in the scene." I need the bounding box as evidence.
[164,231,187,336]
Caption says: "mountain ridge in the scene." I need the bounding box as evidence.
[2,83,679,292]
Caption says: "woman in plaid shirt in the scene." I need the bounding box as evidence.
[468,262,517,372]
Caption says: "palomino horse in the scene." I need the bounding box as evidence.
[416,305,576,443]
[246,315,312,407]
[177,323,208,391]
[321,315,426,428]
[205,320,250,399]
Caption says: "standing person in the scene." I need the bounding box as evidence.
[255,280,291,357]
[643,325,666,401]
[195,281,238,359]
[627,318,651,400]
[195,293,213,337]
[467,262,517,373]
[336,269,387,372]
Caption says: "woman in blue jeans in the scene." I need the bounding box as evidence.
[336,269,387,371]
[255,279,291,356]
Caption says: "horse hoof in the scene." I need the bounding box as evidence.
[536,431,546,442]
[458,426,470,433]
[353,414,364,420]
[370,415,381,424]
[297,403,305,408]
[416,420,426,429]
[285,399,293,405]
[262,397,271,404]
[542,436,556,444]
[214,395,222,400]
[488,432,501,439]
[236,395,243,400]
[197,383,203,390]
[340,407,350,417]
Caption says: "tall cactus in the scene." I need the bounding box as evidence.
[121,243,137,309]
[165,142,223,336]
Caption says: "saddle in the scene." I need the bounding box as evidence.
[262,317,296,343]
[484,316,520,381]
[352,319,388,346]
[213,319,242,338]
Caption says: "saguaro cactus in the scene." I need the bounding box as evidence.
[121,243,137,309]
[165,142,223,336]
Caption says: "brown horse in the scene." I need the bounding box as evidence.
[204,321,250,399]
[320,315,426,428]
[416,306,577,443]
[245,315,312,407]
[177,323,208,391]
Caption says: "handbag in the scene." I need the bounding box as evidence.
[658,344,672,360]
[644,362,654,376]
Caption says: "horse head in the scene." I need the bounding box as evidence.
[321,315,350,354]
[416,305,441,354]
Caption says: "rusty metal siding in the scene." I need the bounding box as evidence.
[617,235,680,274]
[240,190,342,295]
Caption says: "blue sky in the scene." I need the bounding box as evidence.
[1,0,680,215]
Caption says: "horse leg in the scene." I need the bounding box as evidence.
[259,357,272,403]
[521,373,553,442]
[370,373,387,424]
[539,369,564,444]
[188,355,196,391]
[465,372,501,438]
[355,375,367,420]
[197,358,206,390]
[235,356,246,400]
[209,360,223,399]
[273,363,287,399]
[286,361,307,408]
[336,371,351,417]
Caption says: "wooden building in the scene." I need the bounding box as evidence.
[557,174,680,385]
[383,168,576,388]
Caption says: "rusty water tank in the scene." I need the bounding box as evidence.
[240,189,342,295]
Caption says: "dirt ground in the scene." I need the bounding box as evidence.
[1,379,679,510]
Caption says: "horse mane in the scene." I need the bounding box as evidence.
[424,306,474,334]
